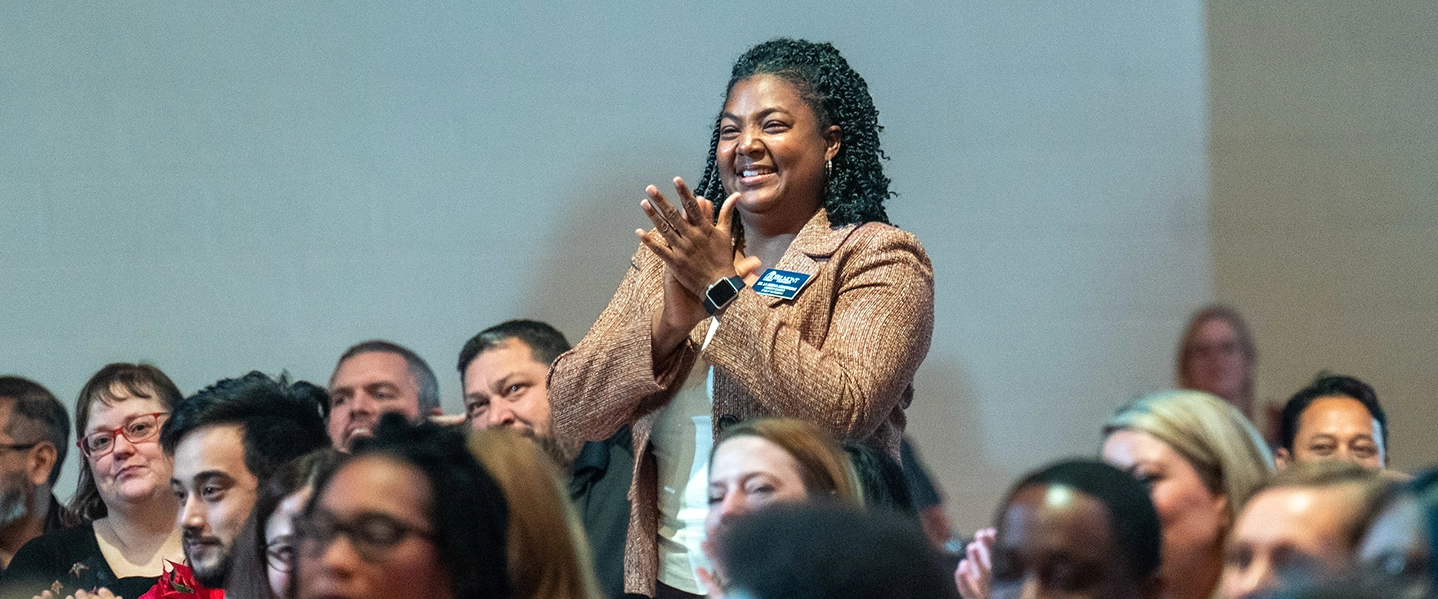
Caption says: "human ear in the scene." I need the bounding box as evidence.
[27,442,57,487]
[824,125,843,162]
[1273,447,1290,470]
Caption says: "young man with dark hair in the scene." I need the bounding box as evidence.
[0,376,72,570]
[1276,374,1388,470]
[160,371,330,589]
[327,340,442,450]
[458,319,632,599]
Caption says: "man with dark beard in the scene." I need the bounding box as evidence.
[0,376,72,571]
[458,320,633,599]
[160,371,330,590]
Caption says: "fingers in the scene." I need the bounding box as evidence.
[714,192,740,233]
[635,228,674,263]
[735,256,763,281]
[673,177,704,225]
[427,413,466,426]
[643,185,686,239]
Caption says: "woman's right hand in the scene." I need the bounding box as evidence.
[955,528,996,599]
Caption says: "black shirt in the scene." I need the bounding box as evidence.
[1,522,158,599]
[569,426,634,599]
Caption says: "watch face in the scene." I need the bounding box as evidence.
[707,278,739,307]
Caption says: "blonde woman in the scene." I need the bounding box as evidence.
[957,390,1273,599]
[469,428,602,599]
[1101,390,1274,599]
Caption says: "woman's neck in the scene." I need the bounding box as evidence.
[740,209,814,271]
[103,492,180,544]
[1165,543,1224,599]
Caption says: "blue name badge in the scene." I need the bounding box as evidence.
[751,268,813,300]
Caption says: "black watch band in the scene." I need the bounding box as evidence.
[703,275,746,315]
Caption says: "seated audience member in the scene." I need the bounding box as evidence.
[1358,468,1438,599]
[1276,375,1387,471]
[903,437,957,551]
[957,390,1273,599]
[326,340,442,450]
[985,459,1163,599]
[1104,390,1274,599]
[291,414,511,599]
[457,319,632,599]
[713,503,959,599]
[1222,461,1390,599]
[0,377,74,571]
[225,449,347,599]
[1177,305,1259,418]
[160,371,332,591]
[700,418,863,595]
[2,364,185,599]
[469,428,603,599]
[844,441,917,516]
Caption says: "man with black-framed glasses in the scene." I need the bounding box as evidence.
[0,376,73,572]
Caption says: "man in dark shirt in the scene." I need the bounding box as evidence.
[458,320,632,599]
[0,376,73,573]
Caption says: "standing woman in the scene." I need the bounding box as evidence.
[3,363,185,598]
[549,38,934,598]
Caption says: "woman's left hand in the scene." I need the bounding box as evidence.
[636,177,745,298]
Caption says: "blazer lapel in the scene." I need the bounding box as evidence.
[762,209,858,307]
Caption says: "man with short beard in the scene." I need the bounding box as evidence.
[0,377,73,571]
[458,320,633,599]
[160,371,330,590]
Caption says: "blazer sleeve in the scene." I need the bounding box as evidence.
[547,243,701,442]
[703,224,935,440]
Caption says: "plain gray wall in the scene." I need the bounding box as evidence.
[0,2,1209,533]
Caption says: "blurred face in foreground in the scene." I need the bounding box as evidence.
[295,456,450,599]
[1221,484,1365,599]
[1358,495,1431,599]
[991,484,1158,599]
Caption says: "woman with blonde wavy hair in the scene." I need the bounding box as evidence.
[469,428,602,599]
[1101,390,1274,599]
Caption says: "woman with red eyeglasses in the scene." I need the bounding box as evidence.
[2,363,186,599]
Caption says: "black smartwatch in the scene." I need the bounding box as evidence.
[703,275,746,315]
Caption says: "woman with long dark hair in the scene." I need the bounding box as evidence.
[549,38,934,597]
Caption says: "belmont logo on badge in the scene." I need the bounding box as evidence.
[752,268,813,300]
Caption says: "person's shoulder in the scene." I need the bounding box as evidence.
[841,221,932,267]
[3,523,97,589]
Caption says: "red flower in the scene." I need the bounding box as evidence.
[137,561,224,599]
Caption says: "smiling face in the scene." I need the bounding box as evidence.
[462,339,552,438]
[83,391,174,509]
[717,74,841,232]
[705,436,810,539]
[172,423,260,588]
[327,352,423,450]
[1103,429,1229,593]
[295,456,451,599]
[991,485,1152,599]
[1282,396,1385,470]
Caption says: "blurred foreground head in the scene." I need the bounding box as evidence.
[714,502,957,599]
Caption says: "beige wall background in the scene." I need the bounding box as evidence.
[1208,0,1438,472]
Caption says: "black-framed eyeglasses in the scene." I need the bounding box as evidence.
[295,508,435,564]
[78,412,170,458]
[266,534,296,573]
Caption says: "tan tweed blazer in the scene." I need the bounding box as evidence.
[548,208,935,597]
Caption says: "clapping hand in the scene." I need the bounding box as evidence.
[33,587,121,599]
[955,528,996,599]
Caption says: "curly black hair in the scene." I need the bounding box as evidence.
[693,38,893,227]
